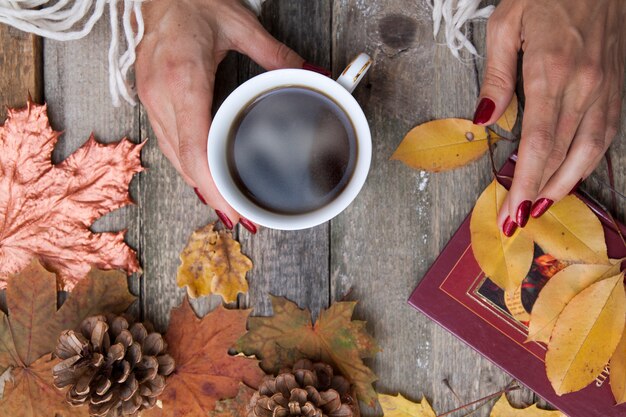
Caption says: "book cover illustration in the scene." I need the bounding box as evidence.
[409,158,626,417]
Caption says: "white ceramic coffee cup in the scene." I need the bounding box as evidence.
[208,53,372,230]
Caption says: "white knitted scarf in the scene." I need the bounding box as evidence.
[0,0,490,107]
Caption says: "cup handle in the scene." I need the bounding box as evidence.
[336,53,372,93]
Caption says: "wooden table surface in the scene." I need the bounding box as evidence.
[32,1,626,416]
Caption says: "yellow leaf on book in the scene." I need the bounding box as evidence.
[524,194,609,264]
[391,119,499,172]
[546,273,626,395]
[610,324,626,404]
[490,394,565,417]
[379,393,436,417]
[528,262,622,343]
[470,180,534,291]
[495,94,518,132]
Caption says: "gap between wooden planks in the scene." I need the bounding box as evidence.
[0,24,42,121]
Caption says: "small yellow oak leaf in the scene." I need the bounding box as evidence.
[490,394,565,417]
[528,262,622,343]
[391,119,499,172]
[546,272,626,395]
[379,393,436,417]
[495,94,518,132]
[610,323,626,404]
[470,180,534,291]
[177,223,252,303]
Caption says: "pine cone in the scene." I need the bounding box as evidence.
[249,359,356,417]
[52,314,175,417]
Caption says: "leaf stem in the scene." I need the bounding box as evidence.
[435,382,520,417]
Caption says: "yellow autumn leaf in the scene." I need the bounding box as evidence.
[470,180,534,291]
[523,194,609,264]
[379,393,436,417]
[391,119,499,172]
[528,262,623,343]
[495,94,518,132]
[546,272,626,395]
[610,324,626,404]
[490,394,565,417]
[177,223,252,303]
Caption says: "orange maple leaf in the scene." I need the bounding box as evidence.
[144,298,265,417]
[0,101,142,290]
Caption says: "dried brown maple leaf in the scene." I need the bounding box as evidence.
[207,383,256,417]
[0,259,136,417]
[143,298,264,417]
[0,101,142,291]
[237,296,381,407]
[177,223,252,303]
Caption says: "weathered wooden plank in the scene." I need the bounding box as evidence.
[136,52,242,332]
[238,0,333,317]
[0,25,41,121]
[42,16,142,316]
[330,1,532,415]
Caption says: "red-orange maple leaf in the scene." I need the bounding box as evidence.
[144,298,265,417]
[0,101,142,290]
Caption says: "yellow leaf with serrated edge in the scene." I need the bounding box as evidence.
[523,194,609,264]
[177,223,252,303]
[495,94,518,132]
[379,393,436,417]
[528,261,623,343]
[490,394,564,417]
[470,180,534,291]
[391,119,499,172]
[546,272,626,395]
[610,323,626,404]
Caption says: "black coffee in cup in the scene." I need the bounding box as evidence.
[226,86,357,214]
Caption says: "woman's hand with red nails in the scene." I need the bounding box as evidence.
[473,0,626,233]
[135,0,304,229]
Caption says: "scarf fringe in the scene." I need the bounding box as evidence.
[0,0,493,107]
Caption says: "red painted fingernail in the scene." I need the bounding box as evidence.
[502,216,518,237]
[193,188,207,205]
[239,217,257,234]
[302,62,332,77]
[531,198,554,218]
[516,200,532,227]
[568,178,583,195]
[472,98,495,125]
[215,210,233,229]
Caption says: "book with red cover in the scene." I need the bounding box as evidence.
[409,156,626,417]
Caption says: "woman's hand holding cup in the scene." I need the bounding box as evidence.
[135,0,307,232]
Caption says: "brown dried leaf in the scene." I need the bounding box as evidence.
[546,272,626,395]
[177,223,252,303]
[0,354,87,417]
[0,260,135,416]
[391,119,499,172]
[0,101,142,291]
[207,383,256,417]
[144,298,264,417]
[237,296,380,407]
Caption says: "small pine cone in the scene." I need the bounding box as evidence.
[249,359,356,417]
[52,314,175,417]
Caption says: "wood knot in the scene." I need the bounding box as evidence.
[378,14,418,49]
